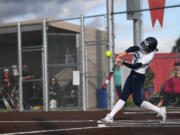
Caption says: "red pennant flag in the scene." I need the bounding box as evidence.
[148,0,166,27]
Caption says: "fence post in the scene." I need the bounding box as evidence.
[42,19,49,111]
[106,0,115,108]
[81,15,87,111]
[17,21,23,111]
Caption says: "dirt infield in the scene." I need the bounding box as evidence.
[0,109,180,135]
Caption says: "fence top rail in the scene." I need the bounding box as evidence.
[46,4,180,23]
[47,33,77,36]
[0,4,179,28]
[113,4,180,15]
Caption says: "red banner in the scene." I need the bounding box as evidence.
[148,0,166,27]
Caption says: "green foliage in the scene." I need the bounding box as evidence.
[172,37,180,52]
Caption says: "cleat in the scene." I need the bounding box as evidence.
[158,107,167,122]
[99,114,113,123]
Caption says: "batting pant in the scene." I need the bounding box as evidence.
[120,70,145,106]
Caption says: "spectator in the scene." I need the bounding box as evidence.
[1,68,15,99]
[163,62,180,106]
[114,61,122,99]
[158,62,180,107]
[141,67,155,100]
[49,77,61,107]
[22,61,34,109]
[166,62,180,80]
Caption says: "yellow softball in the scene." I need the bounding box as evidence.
[105,50,112,57]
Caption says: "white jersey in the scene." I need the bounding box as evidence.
[132,50,155,74]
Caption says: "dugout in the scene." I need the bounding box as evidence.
[0,18,107,111]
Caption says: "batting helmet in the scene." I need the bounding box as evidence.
[140,37,158,53]
[4,68,9,72]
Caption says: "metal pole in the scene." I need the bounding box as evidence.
[81,15,86,111]
[133,1,143,45]
[42,19,49,111]
[17,21,23,111]
[85,45,88,109]
[106,0,115,108]
[76,34,81,108]
[133,20,141,45]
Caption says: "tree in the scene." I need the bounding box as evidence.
[171,37,180,52]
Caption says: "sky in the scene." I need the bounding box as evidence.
[0,0,180,53]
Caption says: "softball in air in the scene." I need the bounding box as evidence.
[105,50,112,57]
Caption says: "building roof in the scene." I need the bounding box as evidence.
[0,18,106,36]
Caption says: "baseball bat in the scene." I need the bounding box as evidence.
[102,64,116,89]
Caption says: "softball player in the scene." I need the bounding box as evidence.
[101,37,167,122]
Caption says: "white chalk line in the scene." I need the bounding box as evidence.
[0,126,106,135]
[0,120,96,123]
[1,123,180,135]
[124,111,180,114]
[97,119,180,126]
[1,119,180,135]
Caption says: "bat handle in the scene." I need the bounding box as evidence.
[112,64,116,71]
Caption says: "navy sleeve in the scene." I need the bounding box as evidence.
[123,61,142,69]
[125,46,140,53]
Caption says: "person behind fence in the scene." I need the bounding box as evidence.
[1,68,15,100]
[158,62,180,107]
[100,37,167,123]
[141,67,155,100]
[114,61,122,99]
[22,61,34,109]
[166,61,180,80]
[49,77,61,108]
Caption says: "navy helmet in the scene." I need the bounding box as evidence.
[140,37,158,53]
